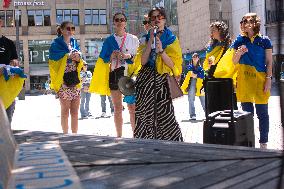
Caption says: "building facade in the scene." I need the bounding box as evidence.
[0,0,111,91]
[177,0,232,55]
[265,0,284,79]
[110,0,152,37]
[231,0,266,39]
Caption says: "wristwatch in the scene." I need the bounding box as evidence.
[266,75,272,79]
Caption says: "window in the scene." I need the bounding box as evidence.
[99,10,107,25]
[6,10,14,27]
[0,10,22,27]
[64,10,71,21]
[28,10,51,26]
[72,10,79,26]
[35,10,43,26]
[92,10,99,25]
[85,10,92,25]
[43,10,51,26]
[56,9,80,25]
[28,40,51,64]
[28,10,35,26]
[56,10,63,24]
[84,9,107,25]
[0,11,4,21]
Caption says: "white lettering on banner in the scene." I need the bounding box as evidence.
[14,0,45,7]
[8,142,83,189]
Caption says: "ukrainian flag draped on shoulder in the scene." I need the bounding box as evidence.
[0,65,26,109]
[203,42,237,86]
[136,27,182,76]
[48,36,83,93]
[232,34,272,104]
[89,34,140,96]
[89,35,117,96]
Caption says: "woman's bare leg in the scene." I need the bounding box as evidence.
[127,104,136,133]
[70,97,80,133]
[59,98,71,134]
[111,90,123,137]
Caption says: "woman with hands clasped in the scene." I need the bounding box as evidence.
[134,7,183,141]
[232,13,273,149]
[89,12,139,137]
[49,21,83,134]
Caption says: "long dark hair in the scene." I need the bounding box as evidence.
[56,21,73,37]
[207,21,231,48]
[148,7,167,20]
[190,53,201,67]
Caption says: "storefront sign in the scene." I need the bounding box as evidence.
[14,0,45,7]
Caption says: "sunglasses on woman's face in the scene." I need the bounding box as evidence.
[142,20,150,25]
[240,19,253,25]
[114,18,126,23]
[66,26,75,31]
[150,14,164,21]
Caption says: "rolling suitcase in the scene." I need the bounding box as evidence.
[203,78,255,147]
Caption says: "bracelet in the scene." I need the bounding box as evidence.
[266,76,272,79]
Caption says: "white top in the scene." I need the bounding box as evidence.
[111,33,139,71]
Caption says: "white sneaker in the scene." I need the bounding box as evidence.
[101,112,107,117]
[260,143,267,149]
[189,116,196,120]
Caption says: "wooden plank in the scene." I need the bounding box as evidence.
[13,131,284,189]
[158,159,278,189]
[205,160,282,189]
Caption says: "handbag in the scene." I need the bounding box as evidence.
[109,67,125,90]
[63,70,80,87]
[167,75,183,99]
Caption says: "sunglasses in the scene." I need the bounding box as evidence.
[66,26,75,31]
[142,20,150,25]
[150,14,164,21]
[240,19,253,25]
[114,18,126,23]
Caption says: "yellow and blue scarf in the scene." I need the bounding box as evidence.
[0,65,26,109]
[89,34,140,96]
[135,27,182,77]
[48,36,83,93]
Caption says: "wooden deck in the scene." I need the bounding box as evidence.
[13,130,284,189]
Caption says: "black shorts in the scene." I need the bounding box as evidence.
[109,67,125,90]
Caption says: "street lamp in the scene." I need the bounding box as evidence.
[218,0,222,20]
[15,7,25,100]
[15,7,20,58]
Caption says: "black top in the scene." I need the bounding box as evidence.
[0,35,18,65]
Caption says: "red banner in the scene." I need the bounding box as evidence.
[3,0,11,8]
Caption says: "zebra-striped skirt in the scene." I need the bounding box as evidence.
[134,66,183,142]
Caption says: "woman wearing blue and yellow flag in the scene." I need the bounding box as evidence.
[232,13,273,149]
[48,21,83,134]
[89,13,139,137]
[181,53,205,120]
[133,7,183,141]
[202,21,238,114]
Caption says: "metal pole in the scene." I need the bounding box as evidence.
[15,7,20,60]
[109,0,113,33]
[218,0,222,20]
